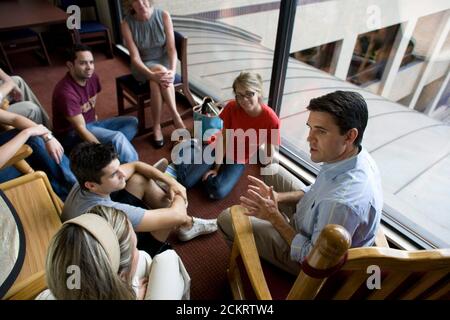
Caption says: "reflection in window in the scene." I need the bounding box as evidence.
[399,38,420,68]
[431,80,450,124]
[347,25,399,86]
[397,10,450,121]
[290,41,337,73]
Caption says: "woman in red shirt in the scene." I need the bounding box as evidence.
[176,72,280,199]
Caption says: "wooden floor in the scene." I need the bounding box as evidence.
[7,47,260,300]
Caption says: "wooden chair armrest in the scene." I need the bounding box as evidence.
[1,145,33,171]
[4,271,47,300]
[230,205,272,299]
[375,226,390,248]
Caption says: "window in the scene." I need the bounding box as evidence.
[290,41,338,73]
[398,10,450,120]
[110,1,450,248]
[347,24,399,86]
[280,2,450,248]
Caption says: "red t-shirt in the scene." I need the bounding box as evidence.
[52,72,101,135]
[219,100,280,164]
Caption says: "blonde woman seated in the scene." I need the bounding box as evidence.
[36,206,190,300]
[121,0,185,148]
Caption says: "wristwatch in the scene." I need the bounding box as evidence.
[42,132,54,143]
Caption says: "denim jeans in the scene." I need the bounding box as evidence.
[59,116,139,163]
[0,166,21,183]
[175,140,245,200]
[0,129,77,200]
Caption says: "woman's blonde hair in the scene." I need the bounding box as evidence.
[232,71,264,98]
[122,0,154,15]
[46,206,135,300]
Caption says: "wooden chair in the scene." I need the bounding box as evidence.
[0,171,63,300]
[228,205,450,300]
[60,0,113,58]
[116,31,195,135]
[0,29,51,73]
[0,144,34,175]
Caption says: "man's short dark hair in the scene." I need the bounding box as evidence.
[66,44,92,62]
[70,142,118,191]
[307,91,368,146]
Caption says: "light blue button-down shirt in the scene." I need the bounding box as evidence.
[290,147,383,262]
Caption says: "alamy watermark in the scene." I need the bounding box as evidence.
[366,264,381,290]
[170,124,280,175]
[66,265,81,290]
[366,5,382,30]
[66,5,81,30]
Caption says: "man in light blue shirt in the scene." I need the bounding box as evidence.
[218,90,383,275]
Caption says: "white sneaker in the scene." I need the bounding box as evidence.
[178,217,218,241]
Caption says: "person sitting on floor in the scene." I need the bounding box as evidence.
[174,71,280,200]
[37,205,190,300]
[218,90,383,275]
[0,82,76,200]
[0,68,51,128]
[61,142,217,257]
[52,44,139,163]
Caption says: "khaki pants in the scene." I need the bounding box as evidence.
[6,76,50,128]
[217,163,306,276]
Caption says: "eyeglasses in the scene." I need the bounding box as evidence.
[235,91,256,100]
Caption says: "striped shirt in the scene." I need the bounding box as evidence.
[290,147,383,262]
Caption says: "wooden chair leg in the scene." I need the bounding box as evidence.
[71,30,81,45]
[228,241,246,300]
[38,33,51,66]
[137,96,146,135]
[116,82,125,116]
[105,29,114,58]
[181,84,196,107]
[179,108,193,120]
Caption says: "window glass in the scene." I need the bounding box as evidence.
[347,24,399,86]
[111,1,450,248]
[281,2,450,248]
[291,41,338,74]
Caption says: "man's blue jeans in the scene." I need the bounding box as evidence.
[59,116,139,163]
[175,140,245,200]
[0,129,77,200]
